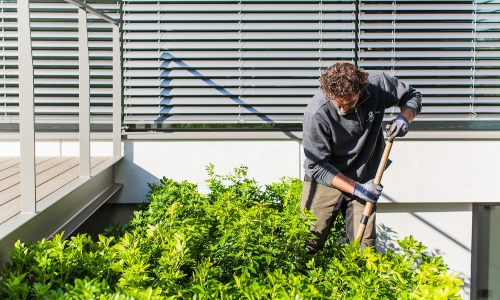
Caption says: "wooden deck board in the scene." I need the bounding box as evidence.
[0,158,21,172]
[0,157,54,189]
[0,158,81,205]
[0,157,17,164]
[0,198,20,226]
[0,157,111,225]
[35,157,109,201]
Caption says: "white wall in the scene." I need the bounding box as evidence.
[379,140,500,204]
[113,140,302,201]
[113,138,500,204]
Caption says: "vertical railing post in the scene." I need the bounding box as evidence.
[112,24,121,157]
[79,8,90,177]
[17,0,36,214]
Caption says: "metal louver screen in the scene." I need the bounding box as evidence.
[121,0,500,128]
[122,0,356,126]
[0,0,120,128]
[359,0,500,120]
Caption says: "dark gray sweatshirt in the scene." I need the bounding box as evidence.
[302,70,422,187]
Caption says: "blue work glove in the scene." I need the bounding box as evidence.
[387,115,409,142]
[352,180,383,204]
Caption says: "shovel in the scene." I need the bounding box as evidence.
[354,124,393,243]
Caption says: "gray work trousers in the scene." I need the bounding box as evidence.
[301,177,376,251]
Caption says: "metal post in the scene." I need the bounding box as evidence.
[79,8,90,177]
[112,24,121,157]
[471,0,477,120]
[17,0,36,214]
[354,0,360,67]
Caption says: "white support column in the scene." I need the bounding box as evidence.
[112,24,122,157]
[17,0,36,214]
[79,8,90,177]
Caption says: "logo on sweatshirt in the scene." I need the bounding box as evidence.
[366,111,381,123]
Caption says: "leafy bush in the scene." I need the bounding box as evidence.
[1,165,462,299]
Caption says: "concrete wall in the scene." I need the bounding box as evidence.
[113,139,302,201]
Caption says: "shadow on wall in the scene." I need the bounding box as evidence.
[375,198,471,298]
[376,223,398,254]
[159,53,274,124]
[113,141,160,204]
[376,222,471,297]
[381,193,471,252]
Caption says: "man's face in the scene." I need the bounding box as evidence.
[330,93,360,115]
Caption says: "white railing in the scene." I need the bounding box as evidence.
[17,0,122,214]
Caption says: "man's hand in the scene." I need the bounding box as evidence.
[352,180,383,203]
[387,115,409,142]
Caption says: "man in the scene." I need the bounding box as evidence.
[301,62,422,251]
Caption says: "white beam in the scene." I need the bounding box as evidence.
[113,25,122,157]
[17,0,36,214]
[79,8,90,177]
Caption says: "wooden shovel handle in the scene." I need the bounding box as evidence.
[354,125,393,242]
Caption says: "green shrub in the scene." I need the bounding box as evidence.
[1,165,462,299]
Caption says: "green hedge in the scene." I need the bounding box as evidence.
[0,165,462,299]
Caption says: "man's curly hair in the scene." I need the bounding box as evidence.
[320,62,369,99]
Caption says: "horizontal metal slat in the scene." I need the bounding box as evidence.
[124,97,311,106]
[0,87,113,96]
[405,79,472,85]
[125,31,355,41]
[30,21,113,30]
[358,60,500,67]
[126,60,347,69]
[0,97,112,104]
[360,32,497,40]
[124,69,325,78]
[360,3,473,11]
[124,106,306,115]
[358,42,491,48]
[126,87,319,97]
[1,50,112,58]
[29,31,111,39]
[419,106,500,114]
[0,106,112,114]
[421,97,500,105]
[359,14,473,21]
[394,69,500,77]
[416,87,500,95]
[127,78,320,87]
[30,2,118,10]
[359,22,474,30]
[124,22,355,31]
[124,13,355,22]
[359,20,500,33]
[123,3,355,12]
[124,41,355,50]
[360,32,473,40]
[30,13,120,22]
[0,41,112,49]
[124,50,354,60]
[123,114,304,124]
[0,115,113,124]
[359,51,474,58]
[0,78,113,85]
